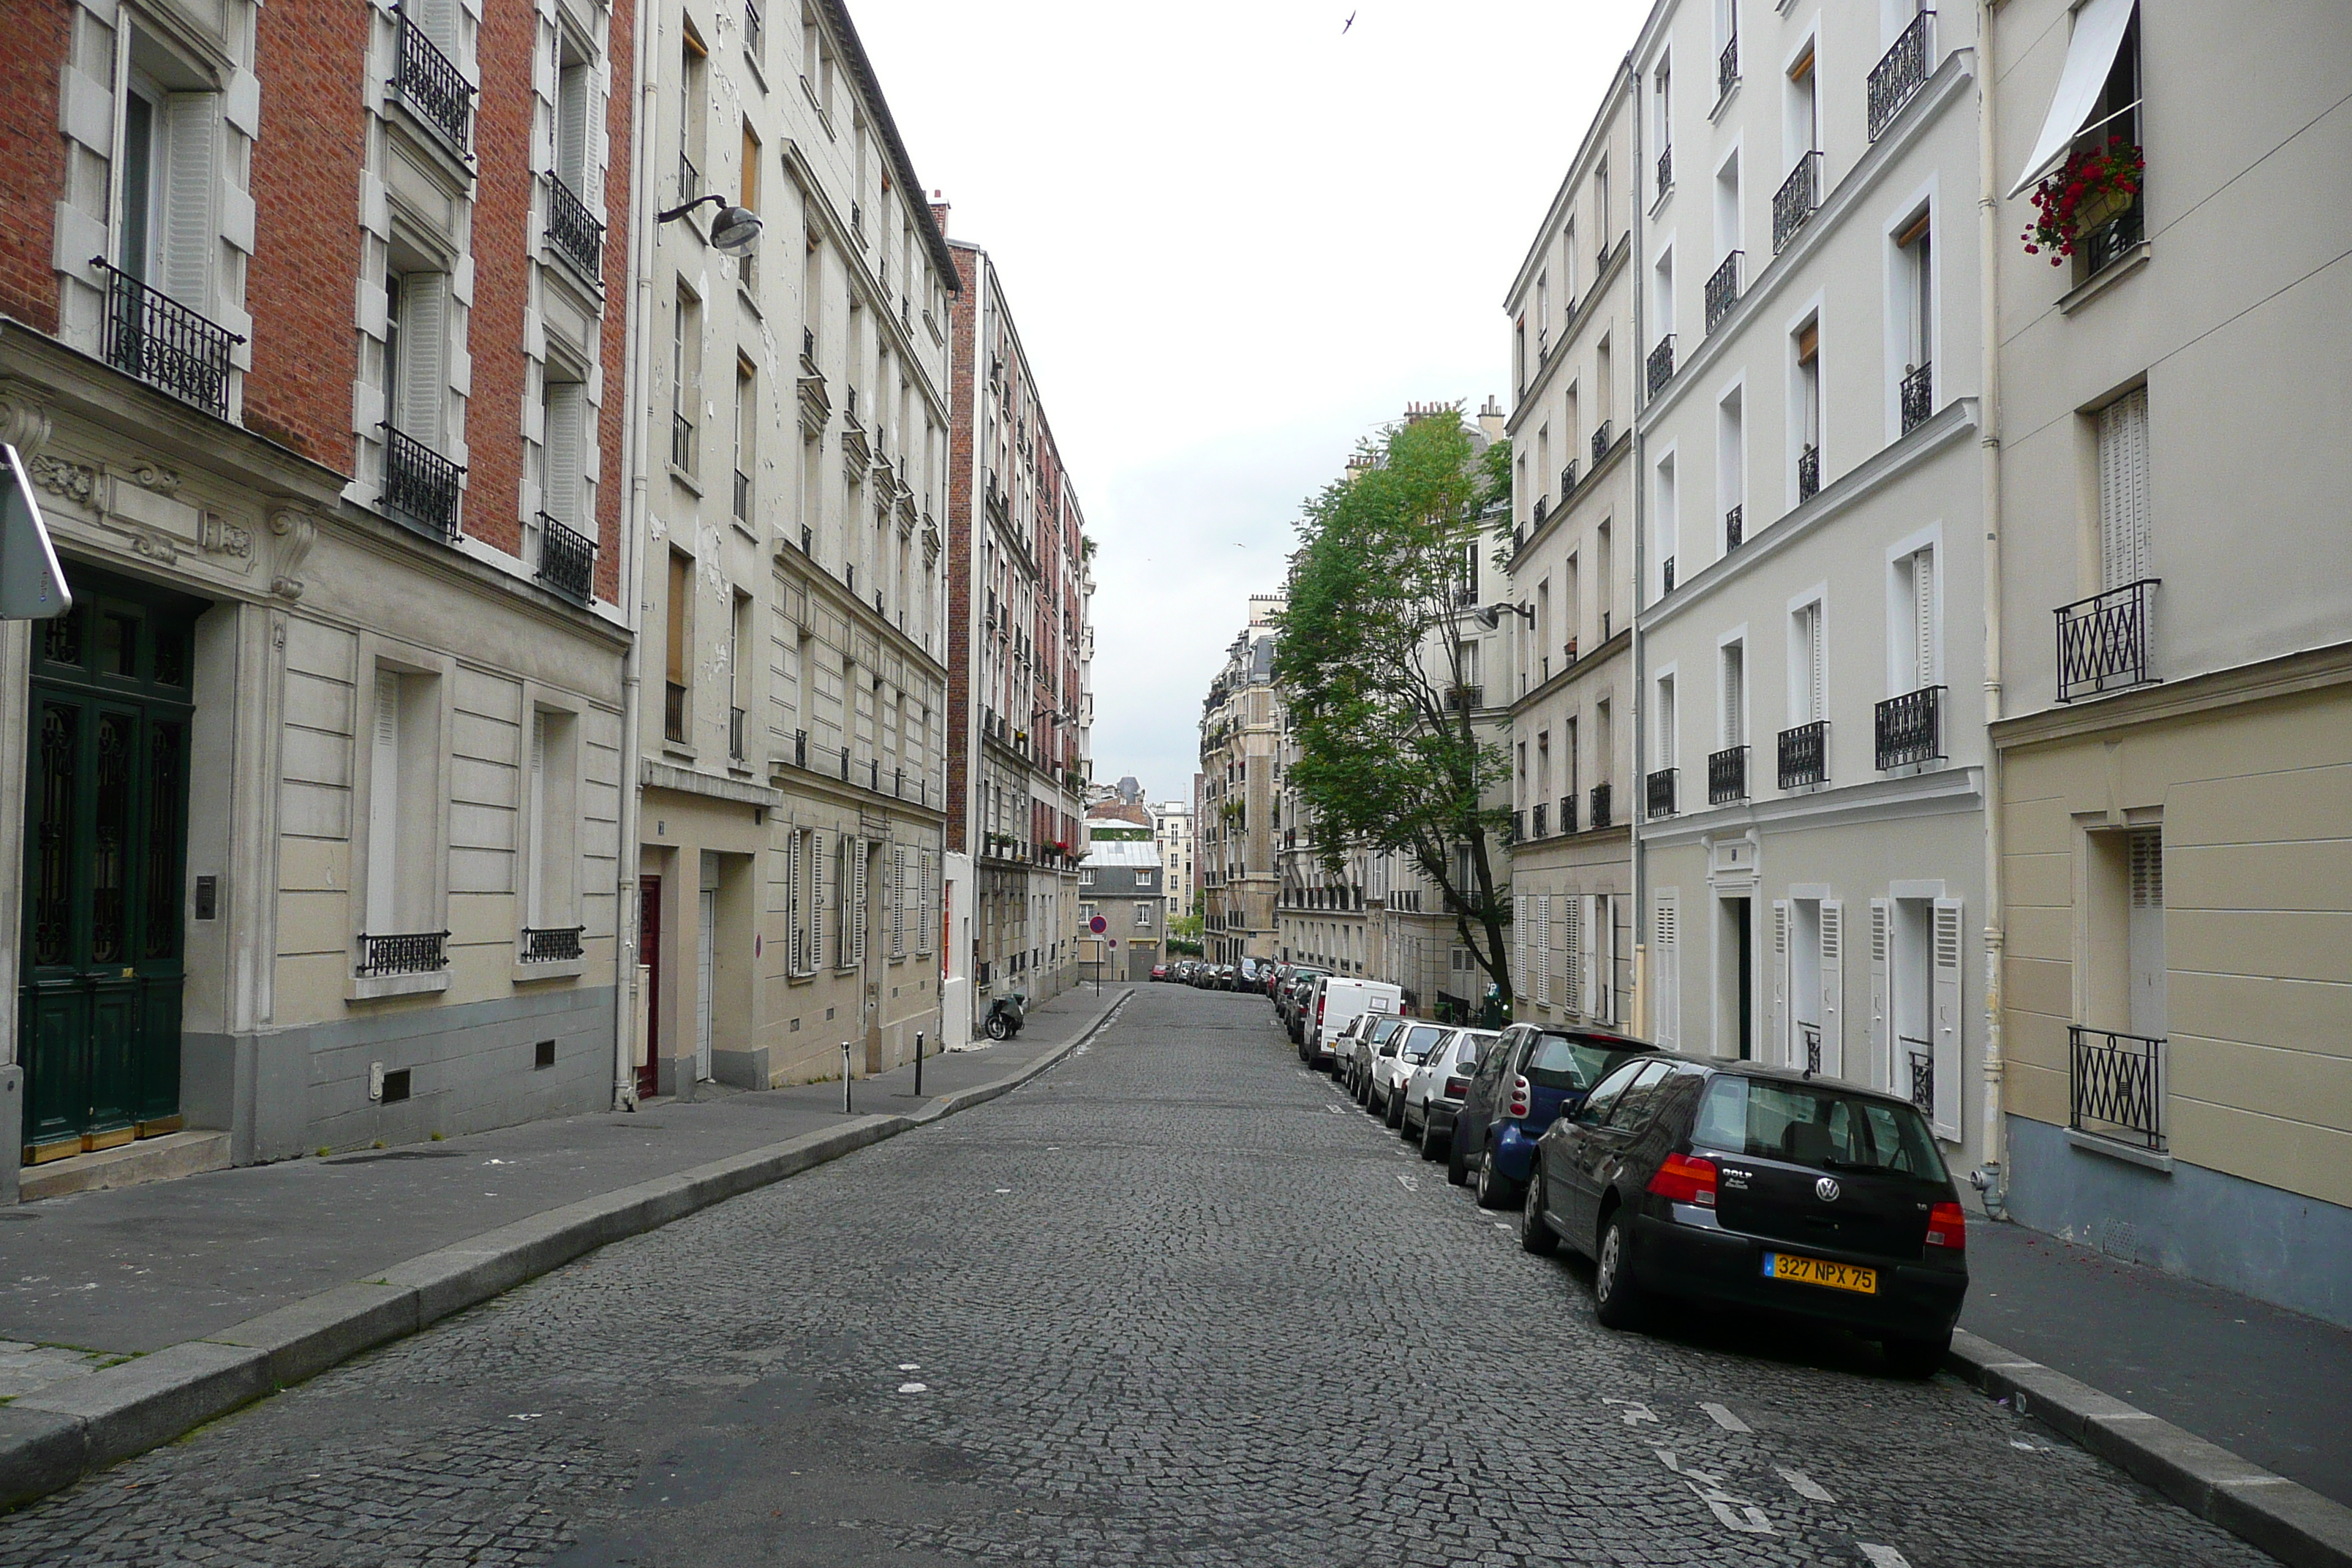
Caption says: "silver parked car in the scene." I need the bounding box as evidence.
[1401,1028,1499,1158]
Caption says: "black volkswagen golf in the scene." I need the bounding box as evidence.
[1520,1055,1968,1377]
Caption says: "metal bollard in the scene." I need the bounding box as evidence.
[914,1030,924,1096]
[842,1041,853,1114]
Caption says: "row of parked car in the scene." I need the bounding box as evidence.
[1155,960,1251,990]
[1258,961,1970,1378]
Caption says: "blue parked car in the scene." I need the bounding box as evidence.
[1449,1024,1654,1208]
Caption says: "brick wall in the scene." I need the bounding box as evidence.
[461,0,539,559]
[943,239,977,853]
[593,0,636,603]
[0,2,67,333]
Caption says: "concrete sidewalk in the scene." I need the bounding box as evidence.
[0,983,1131,1382]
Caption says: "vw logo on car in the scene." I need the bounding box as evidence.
[1815,1176,1842,1202]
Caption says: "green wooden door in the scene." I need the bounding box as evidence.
[19,579,196,1164]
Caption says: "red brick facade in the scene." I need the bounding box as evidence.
[0,2,67,333]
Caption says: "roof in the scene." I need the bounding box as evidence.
[818,1,959,287]
[1080,840,1163,870]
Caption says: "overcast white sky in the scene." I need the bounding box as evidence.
[855,1,1653,804]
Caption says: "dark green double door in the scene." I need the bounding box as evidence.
[19,575,198,1164]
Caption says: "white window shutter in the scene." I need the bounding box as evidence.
[545,381,585,526]
[1818,900,1844,1078]
[1654,894,1678,1048]
[1562,898,1583,1014]
[1869,899,1892,1090]
[1931,898,1964,1142]
[366,672,401,932]
[399,275,451,446]
[809,829,826,971]
[1770,900,1789,1067]
[1808,604,1826,723]
[2097,388,2152,589]
[415,0,461,56]
[1535,896,1550,1006]
[161,92,219,313]
[556,65,589,191]
[852,840,868,968]
[1913,549,1937,690]
[1513,894,1527,998]
[892,845,906,958]
[1582,894,1599,1020]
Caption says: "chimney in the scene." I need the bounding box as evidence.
[929,189,951,236]
[1479,395,1506,445]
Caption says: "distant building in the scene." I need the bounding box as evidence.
[1199,596,1284,970]
[1152,801,1197,927]
[1078,837,1162,981]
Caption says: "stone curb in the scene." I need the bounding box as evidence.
[0,988,1131,1514]
[1946,1327,2352,1568]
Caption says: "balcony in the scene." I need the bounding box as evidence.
[2056,579,2159,702]
[1656,144,1673,195]
[671,410,694,472]
[1531,802,1548,839]
[1773,151,1820,254]
[1705,251,1742,333]
[1900,363,1934,434]
[1777,720,1828,790]
[357,930,449,977]
[1559,459,1579,494]
[733,467,752,521]
[2070,1025,2166,1152]
[1725,505,1744,551]
[1646,336,1676,396]
[1591,421,1613,463]
[1875,685,1945,770]
[1901,1035,1936,1118]
[1452,587,1479,609]
[1797,443,1821,503]
[1531,494,1549,527]
[546,173,603,281]
[535,513,595,606]
[1509,812,1524,845]
[1717,33,1740,101]
[1444,684,1483,712]
[93,258,242,418]
[393,6,473,158]
[520,925,584,964]
[1558,794,1577,835]
[744,0,763,59]
[729,705,746,763]
[677,148,700,206]
[664,680,687,744]
[1646,767,1678,819]
[1588,780,1613,831]
[1798,1020,1823,1075]
[1868,10,1935,142]
[792,727,807,769]
[382,424,463,541]
[1662,555,1676,595]
[1708,745,1748,804]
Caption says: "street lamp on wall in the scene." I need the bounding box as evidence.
[658,193,764,257]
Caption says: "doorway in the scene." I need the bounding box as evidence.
[637,872,661,1099]
[696,851,717,1083]
[1719,894,1753,1060]
[18,576,201,1164]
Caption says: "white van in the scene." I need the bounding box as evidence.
[1308,978,1405,1069]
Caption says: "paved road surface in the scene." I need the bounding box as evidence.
[0,984,2271,1566]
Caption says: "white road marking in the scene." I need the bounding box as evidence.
[1326,1105,1346,1116]
[1654,1449,1776,1535]
[1700,1401,1752,1432]
[1858,1546,1910,1567]
[1777,1466,1835,1502]
[897,1382,929,1394]
[1493,1222,1514,1232]
[1603,1398,1659,1425]
[897,1363,920,1371]
[1395,1173,1419,1191]
[994,1188,1012,1194]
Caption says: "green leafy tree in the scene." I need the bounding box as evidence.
[1275,408,1515,997]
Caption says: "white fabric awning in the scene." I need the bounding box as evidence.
[2008,0,2137,198]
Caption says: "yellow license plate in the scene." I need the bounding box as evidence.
[1763,1252,1879,1294]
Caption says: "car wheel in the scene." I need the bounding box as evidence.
[1446,1128,1471,1186]
[1882,1330,1952,1381]
[1592,1209,1645,1330]
[1357,1072,1373,1108]
[1520,1172,1559,1256]
[1385,1087,1406,1129]
[1420,1118,1447,1162]
[1474,1145,1516,1210]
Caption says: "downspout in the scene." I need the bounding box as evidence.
[1972,1,2008,1215]
[610,0,661,1111]
[1627,56,1649,1040]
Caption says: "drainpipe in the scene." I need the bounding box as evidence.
[1627,56,1649,1041]
[1972,1,2008,1215]
[609,0,661,1112]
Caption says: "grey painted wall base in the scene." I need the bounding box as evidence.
[0,1066,20,1205]
[185,987,620,1164]
[2004,1115,2352,1329]
[709,1047,769,1090]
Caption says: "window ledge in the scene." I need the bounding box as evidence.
[513,957,586,983]
[668,464,704,497]
[347,970,451,1003]
[2059,241,2152,315]
[2066,1127,2174,1173]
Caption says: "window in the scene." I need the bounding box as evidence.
[1895,208,1933,430]
[678,28,708,202]
[1718,386,1744,551]
[114,45,218,314]
[2095,387,2152,589]
[728,589,751,761]
[1720,641,1746,748]
[1786,41,1819,164]
[2009,0,2141,276]
[1894,546,1937,694]
[525,709,579,940]
[1792,598,1826,724]
[671,284,701,472]
[386,267,451,449]
[362,666,442,947]
[1134,902,1153,930]
[738,121,761,285]
[665,551,692,744]
[1794,318,1822,500]
[734,356,757,521]
[554,32,593,203]
[1654,453,1677,596]
[1654,58,1673,189]
[1655,674,1678,773]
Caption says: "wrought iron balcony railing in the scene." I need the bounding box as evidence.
[1530,802,1548,839]
[520,925,584,963]
[1773,151,1821,253]
[1591,421,1613,462]
[535,512,595,606]
[1725,504,1744,551]
[664,680,687,743]
[1559,459,1579,494]
[546,173,603,280]
[1558,794,1576,835]
[1444,684,1484,712]
[1662,555,1676,595]
[677,148,700,206]
[1797,443,1821,502]
[1647,335,1676,396]
[382,424,463,540]
[792,727,807,769]
[1656,144,1673,195]
[1705,251,1743,333]
[671,410,694,471]
[2056,578,2158,701]
[1901,361,1934,434]
[729,705,747,762]
[1798,1020,1822,1075]
[744,0,763,59]
[395,6,474,157]
[1718,33,1740,100]
[1868,10,1935,142]
[1509,812,1523,845]
[1875,685,1945,770]
[1901,1034,1935,1118]
[93,258,242,417]
[1708,745,1748,804]
[1588,780,1613,831]
[2071,1025,2165,1150]
[733,467,752,521]
[1646,767,1678,819]
[1778,719,1828,790]
[357,930,449,977]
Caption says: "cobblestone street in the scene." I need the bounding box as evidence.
[0,985,2278,1567]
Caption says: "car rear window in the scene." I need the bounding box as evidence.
[1695,1077,1949,1182]
[1524,1033,1647,1090]
[1365,1017,1406,1047]
[1398,1025,1447,1060]
[1450,1030,1496,1069]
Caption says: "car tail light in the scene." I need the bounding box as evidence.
[1507,1075,1531,1118]
[1926,1201,1967,1251]
[1646,1152,1718,1207]
[1443,1077,1471,1098]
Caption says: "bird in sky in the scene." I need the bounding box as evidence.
[1343,12,1356,33]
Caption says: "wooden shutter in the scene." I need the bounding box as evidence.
[1513,894,1527,998]
[1912,549,1937,689]
[1561,897,1583,1014]
[1804,603,1825,723]
[1581,894,1599,1019]
[1770,900,1789,1067]
[161,93,219,314]
[545,381,585,525]
[852,840,868,968]
[1869,899,1892,1090]
[1931,898,1964,1141]
[809,829,826,971]
[1818,900,1844,1078]
[891,845,906,958]
[398,275,450,446]
[1654,894,1678,1047]
[1535,896,1550,1006]
[2097,388,2152,589]
[367,672,401,932]
[415,0,461,53]
[558,64,591,191]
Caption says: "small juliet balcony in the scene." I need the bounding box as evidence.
[1900,362,1934,435]
[1778,720,1828,791]
[93,258,243,418]
[1875,685,1945,771]
[1591,421,1614,463]
[382,424,464,542]
[1725,504,1744,551]
[1705,251,1743,334]
[1773,151,1821,253]
[1708,745,1749,804]
[535,512,596,606]
[1717,32,1740,102]
[1868,10,1935,143]
[1656,144,1673,196]
[2055,579,2159,702]
[520,925,585,964]
[1797,444,1821,503]
[1646,767,1678,820]
[1588,780,1613,832]
[1647,336,1676,397]
[393,5,474,159]
[357,930,449,978]
[546,173,603,282]
[1558,794,1577,835]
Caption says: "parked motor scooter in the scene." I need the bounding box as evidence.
[984,991,1027,1041]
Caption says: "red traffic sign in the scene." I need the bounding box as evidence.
[1088,915,1107,934]
[1108,938,1118,947]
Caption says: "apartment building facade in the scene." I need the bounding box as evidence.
[1984,0,2352,1324]
[1,0,638,1194]
[1632,0,1992,1172]
[1079,814,1160,982]
[1199,596,1282,970]
[1504,65,1640,1036]
[1150,799,1195,927]
[941,233,1088,1030]
[628,0,950,1096]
